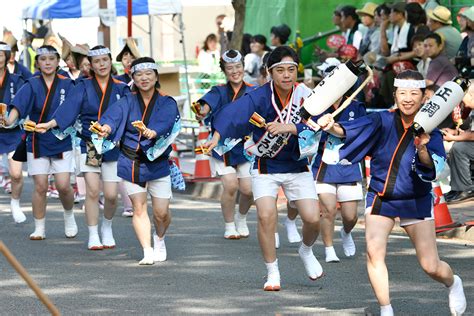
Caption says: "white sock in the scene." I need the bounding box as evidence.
[299,242,313,256]
[144,247,153,257]
[265,259,279,275]
[32,218,45,236]
[102,217,113,229]
[225,222,236,230]
[325,246,340,262]
[11,198,26,223]
[286,217,296,224]
[64,209,73,217]
[11,198,20,209]
[88,225,99,237]
[380,304,394,316]
[236,213,247,220]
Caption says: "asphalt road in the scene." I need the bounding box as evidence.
[0,186,473,315]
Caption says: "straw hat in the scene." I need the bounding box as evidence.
[116,37,141,62]
[3,32,18,52]
[356,2,378,17]
[427,6,453,25]
[58,33,73,61]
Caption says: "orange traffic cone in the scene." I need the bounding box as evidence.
[432,181,460,233]
[193,123,212,179]
[170,144,180,168]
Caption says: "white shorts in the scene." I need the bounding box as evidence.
[27,150,75,176]
[211,157,251,178]
[251,171,317,202]
[79,154,121,182]
[316,181,363,202]
[124,175,172,199]
[364,206,434,227]
[6,151,15,159]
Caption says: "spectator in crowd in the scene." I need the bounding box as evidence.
[377,3,394,57]
[379,2,416,107]
[412,34,431,77]
[456,6,474,78]
[340,6,363,49]
[406,2,430,36]
[427,5,463,59]
[424,32,458,86]
[443,83,474,203]
[389,2,415,57]
[406,0,439,12]
[244,34,271,85]
[241,33,252,57]
[333,5,346,32]
[270,24,291,47]
[357,2,381,56]
[198,33,220,73]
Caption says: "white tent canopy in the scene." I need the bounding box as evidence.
[22,0,182,20]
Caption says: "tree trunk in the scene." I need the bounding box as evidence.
[229,0,246,50]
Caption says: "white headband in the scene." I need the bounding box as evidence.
[131,62,158,75]
[0,44,11,52]
[394,79,426,89]
[267,60,298,70]
[87,48,111,57]
[37,48,58,56]
[221,50,243,63]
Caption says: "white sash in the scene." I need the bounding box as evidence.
[244,83,309,158]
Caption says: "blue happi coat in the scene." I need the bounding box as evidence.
[53,76,129,161]
[199,81,255,166]
[99,90,181,184]
[0,71,24,154]
[11,61,32,80]
[313,100,366,184]
[213,81,321,174]
[12,74,75,158]
[338,109,446,218]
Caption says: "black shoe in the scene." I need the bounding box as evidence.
[446,191,474,204]
[444,190,460,200]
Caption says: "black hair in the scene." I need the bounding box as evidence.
[203,34,217,51]
[394,70,426,94]
[219,49,244,72]
[340,6,360,22]
[0,41,12,68]
[130,57,160,92]
[270,24,291,45]
[251,34,271,51]
[411,34,426,46]
[34,45,60,61]
[424,32,443,46]
[406,2,427,26]
[266,46,298,72]
[87,45,113,78]
[375,3,390,17]
[241,33,252,56]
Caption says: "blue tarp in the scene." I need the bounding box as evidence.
[22,0,182,20]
